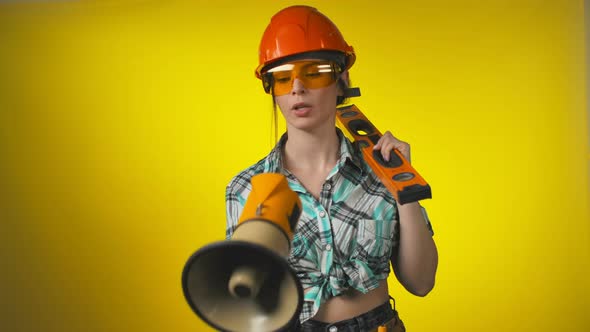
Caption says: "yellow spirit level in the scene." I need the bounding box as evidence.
[336,104,432,204]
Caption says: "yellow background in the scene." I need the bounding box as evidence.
[1,0,589,331]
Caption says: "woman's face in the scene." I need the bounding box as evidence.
[272,60,346,133]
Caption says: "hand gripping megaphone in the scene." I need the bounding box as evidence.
[182,173,303,332]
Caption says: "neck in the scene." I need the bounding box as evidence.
[283,125,340,172]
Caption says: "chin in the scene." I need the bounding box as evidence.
[290,120,328,133]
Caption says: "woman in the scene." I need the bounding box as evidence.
[226,5,438,331]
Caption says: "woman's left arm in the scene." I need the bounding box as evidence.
[374,131,439,296]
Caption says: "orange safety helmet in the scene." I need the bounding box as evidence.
[255,5,356,79]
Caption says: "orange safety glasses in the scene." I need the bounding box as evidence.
[261,60,342,96]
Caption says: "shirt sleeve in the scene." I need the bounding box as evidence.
[225,184,241,240]
[225,176,252,240]
[421,206,434,236]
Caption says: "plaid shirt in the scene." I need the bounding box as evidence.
[225,128,403,323]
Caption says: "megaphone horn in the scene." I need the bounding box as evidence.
[182,173,303,332]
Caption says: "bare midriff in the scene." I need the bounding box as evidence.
[311,279,390,323]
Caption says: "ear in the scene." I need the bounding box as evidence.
[337,70,350,96]
[341,70,350,86]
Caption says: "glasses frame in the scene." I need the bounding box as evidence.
[261,59,344,96]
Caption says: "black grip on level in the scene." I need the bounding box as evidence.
[347,119,375,136]
[372,149,403,168]
[367,134,380,145]
[398,184,432,205]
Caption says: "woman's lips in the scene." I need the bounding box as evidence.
[292,102,311,116]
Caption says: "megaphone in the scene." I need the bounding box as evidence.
[182,173,303,332]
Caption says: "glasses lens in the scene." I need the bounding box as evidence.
[265,61,339,96]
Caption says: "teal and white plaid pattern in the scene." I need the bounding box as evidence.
[225,128,401,323]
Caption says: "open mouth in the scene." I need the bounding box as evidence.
[292,102,311,110]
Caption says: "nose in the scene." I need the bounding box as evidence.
[290,78,306,95]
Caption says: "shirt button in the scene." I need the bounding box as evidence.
[325,244,332,251]
[325,183,332,190]
[319,211,326,218]
[329,326,338,332]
